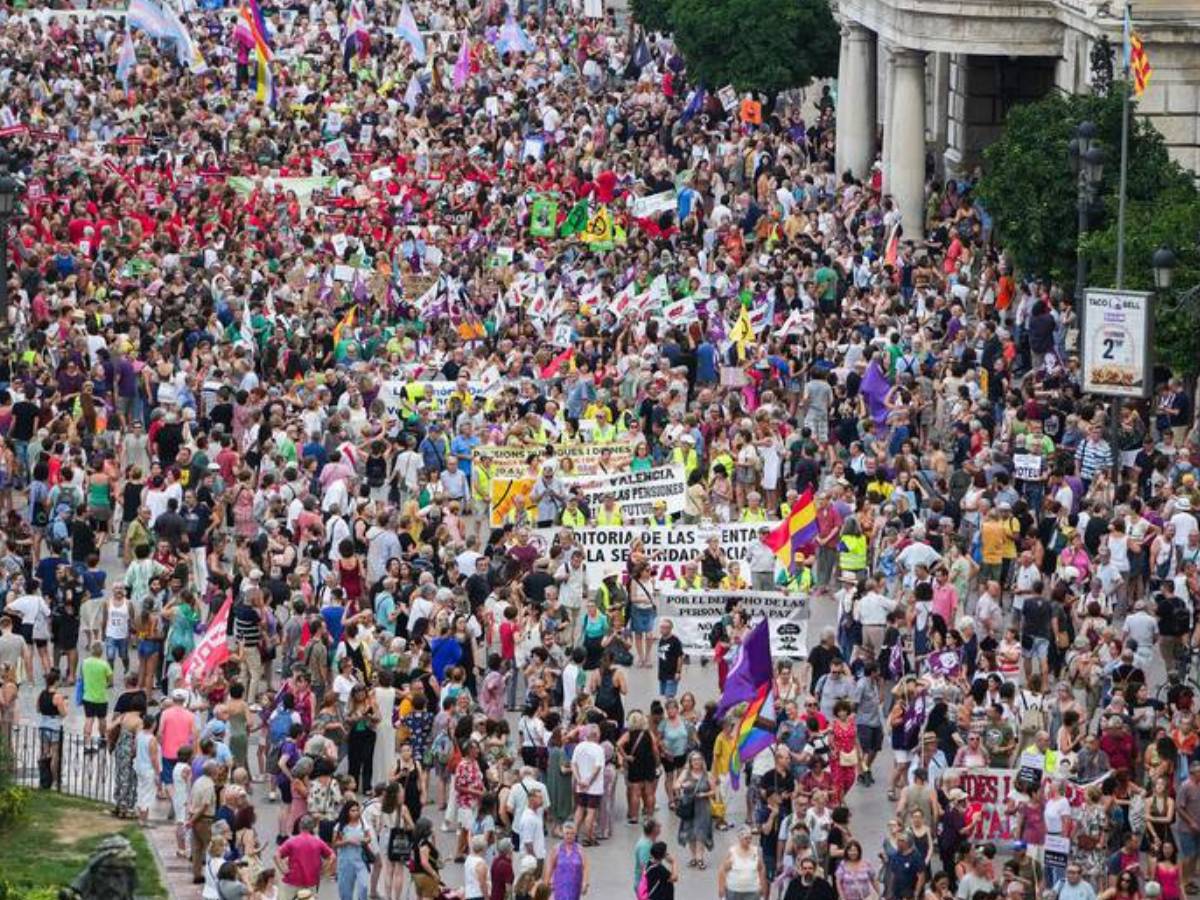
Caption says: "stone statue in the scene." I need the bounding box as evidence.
[58,835,138,900]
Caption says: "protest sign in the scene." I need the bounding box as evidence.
[378,379,492,413]
[480,441,637,478]
[572,465,687,521]
[1044,834,1070,873]
[949,767,1107,846]
[1013,453,1043,480]
[659,590,808,658]
[532,522,778,591]
[629,190,677,219]
[529,196,559,237]
[490,478,537,525]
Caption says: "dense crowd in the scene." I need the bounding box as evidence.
[0,1,1199,900]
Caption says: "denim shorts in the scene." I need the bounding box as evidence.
[1022,636,1050,661]
[630,605,656,634]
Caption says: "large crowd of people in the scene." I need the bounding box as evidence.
[0,1,1199,900]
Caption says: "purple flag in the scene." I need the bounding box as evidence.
[452,35,470,89]
[715,618,773,719]
[860,354,891,426]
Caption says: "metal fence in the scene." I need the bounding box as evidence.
[0,724,115,803]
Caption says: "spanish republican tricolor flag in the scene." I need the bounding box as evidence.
[762,486,818,569]
[1124,6,1152,97]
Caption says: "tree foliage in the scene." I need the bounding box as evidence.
[976,85,1193,284]
[667,0,838,97]
[1081,183,1200,376]
[630,0,673,34]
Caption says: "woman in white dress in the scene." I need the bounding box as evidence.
[372,670,398,789]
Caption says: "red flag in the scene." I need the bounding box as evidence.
[180,595,233,688]
[540,347,574,379]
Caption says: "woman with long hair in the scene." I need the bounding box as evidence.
[333,799,374,900]
[834,839,879,900]
[616,710,659,824]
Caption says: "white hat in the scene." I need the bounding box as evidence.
[1177,497,1193,511]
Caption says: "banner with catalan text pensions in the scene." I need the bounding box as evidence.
[479,441,637,478]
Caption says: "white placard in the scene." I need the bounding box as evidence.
[717,85,738,111]
[532,523,778,591]
[1012,453,1043,480]
[1081,288,1151,398]
[571,465,688,522]
[629,190,676,219]
[659,590,809,658]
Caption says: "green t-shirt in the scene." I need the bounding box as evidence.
[81,656,113,705]
[634,836,653,887]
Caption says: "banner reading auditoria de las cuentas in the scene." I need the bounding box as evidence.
[660,590,809,659]
[533,522,778,590]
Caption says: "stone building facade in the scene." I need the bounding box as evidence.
[834,0,1200,235]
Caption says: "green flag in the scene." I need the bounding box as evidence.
[558,200,589,237]
[529,197,559,238]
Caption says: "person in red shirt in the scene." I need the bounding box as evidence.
[277,815,335,895]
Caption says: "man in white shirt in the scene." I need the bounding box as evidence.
[858,575,897,656]
[1171,497,1198,549]
[554,550,588,646]
[516,786,547,870]
[570,725,606,845]
[1122,599,1159,667]
[408,584,437,632]
[974,581,1004,642]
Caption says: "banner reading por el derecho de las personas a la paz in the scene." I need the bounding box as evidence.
[479,441,637,478]
[659,590,809,659]
[533,522,778,591]
[489,464,687,527]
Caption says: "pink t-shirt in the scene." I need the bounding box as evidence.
[278,832,333,887]
[158,706,195,760]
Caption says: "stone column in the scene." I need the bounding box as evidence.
[880,44,896,192]
[930,52,950,174]
[889,48,928,241]
[835,23,877,179]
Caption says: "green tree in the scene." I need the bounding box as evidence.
[976,85,1193,284]
[1081,183,1200,376]
[630,0,673,34]
[667,0,838,97]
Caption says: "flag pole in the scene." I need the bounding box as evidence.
[1116,1,1132,290]
[1112,1,1133,483]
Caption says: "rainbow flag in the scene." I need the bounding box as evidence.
[235,0,273,62]
[762,486,817,568]
[729,684,776,789]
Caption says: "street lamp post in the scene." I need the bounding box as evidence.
[0,167,21,331]
[1069,121,1105,322]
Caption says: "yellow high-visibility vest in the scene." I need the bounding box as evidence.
[596,506,623,526]
[839,534,868,572]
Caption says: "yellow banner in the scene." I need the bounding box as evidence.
[489,478,536,526]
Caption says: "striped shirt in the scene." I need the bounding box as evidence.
[1074,439,1113,482]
